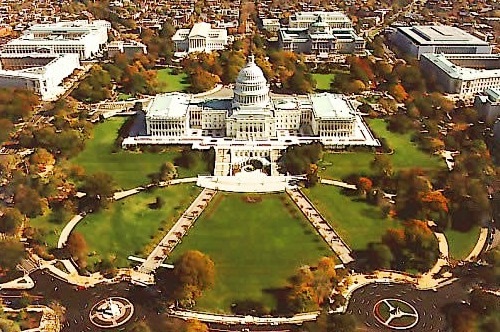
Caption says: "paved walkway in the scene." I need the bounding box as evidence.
[138,188,217,275]
[320,178,357,190]
[286,188,354,264]
[465,227,489,261]
[113,187,144,200]
[57,214,84,248]
[169,308,320,325]
[0,275,35,290]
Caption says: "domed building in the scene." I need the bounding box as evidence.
[126,55,379,176]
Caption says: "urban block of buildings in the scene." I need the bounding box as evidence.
[1,20,111,60]
[172,22,229,57]
[420,53,500,102]
[123,56,379,177]
[0,53,80,101]
[0,20,112,100]
[391,25,492,59]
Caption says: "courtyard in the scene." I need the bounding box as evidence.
[169,193,334,313]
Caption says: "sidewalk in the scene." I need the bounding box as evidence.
[138,188,217,275]
[287,188,354,264]
[169,308,320,325]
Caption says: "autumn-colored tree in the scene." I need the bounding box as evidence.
[66,232,88,267]
[30,148,55,168]
[13,185,48,218]
[0,118,13,143]
[173,251,215,308]
[356,177,373,197]
[388,83,409,102]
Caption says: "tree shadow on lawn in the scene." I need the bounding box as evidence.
[262,287,293,316]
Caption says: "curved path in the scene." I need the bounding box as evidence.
[169,309,320,325]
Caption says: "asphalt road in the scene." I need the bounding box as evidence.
[346,281,469,331]
[0,272,476,332]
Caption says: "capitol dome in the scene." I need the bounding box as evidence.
[233,55,270,108]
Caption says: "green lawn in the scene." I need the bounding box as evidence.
[70,117,207,189]
[312,73,335,91]
[169,193,333,313]
[445,226,481,260]
[319,118,444,180]
[29,212,63,249]
[156,68,188,93]
[75,184,201,267]
[303,185,401,250]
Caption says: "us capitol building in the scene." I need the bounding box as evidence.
[124,55,378,179]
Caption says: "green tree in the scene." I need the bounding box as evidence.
[0,318,21,332]
[0,239,26,281]
[370,154,393,180]
[0,208,24,235]
[81,172,117,201]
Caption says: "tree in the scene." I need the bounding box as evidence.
[0,239,26,280]
[305,163,319,187]
[0,118,13,144]
[356,177,373,197]
[370,155,393,180]
[159,162,177,181]
[0,318,21,332]
[173,251,215,307]
[388,83,409,102]
[81,172,117,202]
[13,185,47,218]
[0,208,24,235]
[327,313,357,332]
[30,148,55,168]
[66,232,88,267]
[365,242,393,270]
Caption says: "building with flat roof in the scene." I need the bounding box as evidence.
[172,22,229,57]
[107,40,147,59]
[0,53,80,100]
[289,11,352,29]
[391,25,492,59]
[279,16,365,56]
[474,88,500,125]
[1,20,110,60]
[420,53,500,102]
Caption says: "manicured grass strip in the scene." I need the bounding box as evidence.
[445,226,481,260]
[312,73,335,91]
[76,184,201,267]
[70,117,206,189]
[170,193,333,313]
[319,118,444,180]
[156,68,189,92]
[303,185,401,250]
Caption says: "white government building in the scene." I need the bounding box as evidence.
[1,20,110,60]
[124,56,378,177]
[420,53,500,102]
[0,53,80,100]
[279,15,365,56]
[172,22,229,57]
[391,25,492,59]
